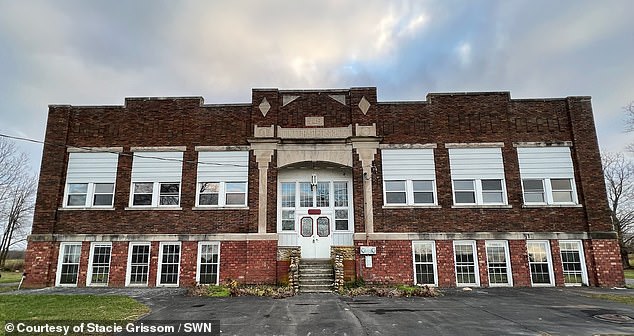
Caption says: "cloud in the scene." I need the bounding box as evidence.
[0,0,633,172]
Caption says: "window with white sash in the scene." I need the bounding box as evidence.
[196,151,249,207]
[517,147,578,205]
[87,242,112,286]
[559,240,588,286]
[381,149,437,206]
[485,241,512,286]
[63,152,118,208]
[449,147,507,206]
[413,241,438,286]
[130,151,183,207]
[197,242,220,285]
[56,243,82,286]
[454,240,479,286]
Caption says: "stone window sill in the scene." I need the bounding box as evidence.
[192,206,249,211]
[58,207,115,211]
[451,205,513,209]
[124,207,182,211]
[382,205,441,209]
[522,204,583,208]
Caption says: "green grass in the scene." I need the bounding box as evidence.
[624,269,634,280]
[0,295,149,321]
[206,285,231,297]
[0,271,23,283]
[0,285,18,293]
[589,294,634,306]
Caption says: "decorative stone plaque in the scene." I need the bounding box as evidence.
[305,116,324,127]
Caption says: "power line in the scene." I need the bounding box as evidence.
[0,132,249,168]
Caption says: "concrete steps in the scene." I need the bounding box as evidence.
[299,259,334,293]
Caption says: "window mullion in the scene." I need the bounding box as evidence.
[475,179,483,205]
[153,182,159,207]
[406,180,413,205]
[544,179,553,205]
[87,182,95,207]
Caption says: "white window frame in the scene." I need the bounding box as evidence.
[196,241,221,285]
[453,240,480,287]
[558,240,588,286]
[485,240,513,287]
[86,242,112,287]
[156,242,181,287]
[526,240,555,287]
[412,241,438,286]
[521,178,578,206]
[63,182,116,208]
[452,179,508,206]
[56,242,82,287]
[383,180,437,206]
[129,181,181,208]
[195,181,248,207]
[126,242,151,287]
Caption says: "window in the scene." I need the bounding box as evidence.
[157,242,181,286]
[335,209,349,231]
[485,241,512,286]
[56,243,81,286]
[559,240,587,286]
[281,210,295,231]
[527,241,554,286]
[127,243,151,286]
[454,241,479,286]
[196,151,249,207]
[197,242,220,285]
[413,241,437,286]
[449,147,507,206]
[299,182,312,207]
[517,147,578,205]
[381,149,437,206]
[64,151,118,208]
[196,182,247,207]
[130,151,183,208]
[334,182,350,231]
[316,182,330,207]
[281,182,296,207]
[87,243,111,286]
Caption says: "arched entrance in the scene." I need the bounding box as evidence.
[277,162,354,259]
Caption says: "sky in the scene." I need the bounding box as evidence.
[0,0,633,176]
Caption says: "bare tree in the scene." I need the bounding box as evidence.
[602,151,634,267]
[0,137,36,268]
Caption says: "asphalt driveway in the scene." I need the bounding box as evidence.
[141,288,634,336]
[7,286,634,335]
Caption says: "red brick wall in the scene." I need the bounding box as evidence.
[354,240,413,284]
[476,240,489,287]
[108,242,128,287]
[509,240,531,287]
[436,240,456,287]
[220,240,277,284]
[590,239,625,287]
[549,240,565,287]
[179,241,198,287]
[22,241,57,288]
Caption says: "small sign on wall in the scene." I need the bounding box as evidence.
[360,246,376,255]
[365,255,373,268]
[305,116,324,126]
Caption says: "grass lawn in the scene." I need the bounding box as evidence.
[0,271,23,283]
[625,269,634,280]
[590,294,634,306]
[0,295,149,321]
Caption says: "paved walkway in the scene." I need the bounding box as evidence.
[3,287,634,335]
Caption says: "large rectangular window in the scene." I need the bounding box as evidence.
[381,149,437,206]
[454,241,479,286]
[449,147,507,206]
[517,147,578,206]
[485,241,512,286]
[157,242,181,286]
[196,151,248,207]
[130,151,183,208]
[64,151,118,208]
[87,243,111,286]
[197,242,220,285]
[527,241,554,286]
[126,243,151,286]
[559,240,588,286]
[413,241,437,286]
[56,243,82,286]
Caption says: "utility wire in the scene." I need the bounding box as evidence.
[0,132,249,168]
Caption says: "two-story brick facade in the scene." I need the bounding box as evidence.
[23,87,625,288]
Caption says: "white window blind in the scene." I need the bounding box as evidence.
[197,151,249,182]
[382,149,435,180]
[131,152,183,182]
[66,152,119,183]
[449,148,504,180]
[517,147,574,179]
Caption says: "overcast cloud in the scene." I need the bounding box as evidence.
[1,0,633,174]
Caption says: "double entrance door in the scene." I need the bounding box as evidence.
[298,212,332,259]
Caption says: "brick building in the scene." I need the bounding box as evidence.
[23,87,624,289]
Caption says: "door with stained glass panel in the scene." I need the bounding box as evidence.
[298,214,332,259]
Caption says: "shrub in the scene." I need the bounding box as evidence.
[340,284,440,297]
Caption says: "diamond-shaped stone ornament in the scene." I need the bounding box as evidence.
[259,97,271,116]
[358,96,370,115]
